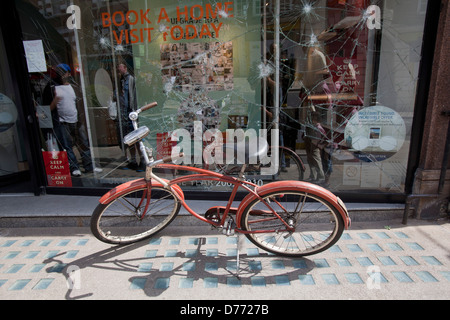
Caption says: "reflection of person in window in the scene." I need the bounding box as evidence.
[302,45,334,116]
[302,46,334,184]
[303,46,332,95]
[304,112,326,183]
[117,63,143,172]
[50,64,101,176]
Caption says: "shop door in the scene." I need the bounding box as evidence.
[0,27,34,193]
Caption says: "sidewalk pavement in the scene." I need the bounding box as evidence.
[0,194,449,300]
[0,193,406,227]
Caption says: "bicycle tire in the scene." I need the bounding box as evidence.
[91,186,181,245]
[240,190,344,257]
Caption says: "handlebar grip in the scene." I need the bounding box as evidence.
[140,102,158,112]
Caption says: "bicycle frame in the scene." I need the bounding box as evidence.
[99,162,351,234]
[99,163,260,231]
[160,163,262,231]
[99,101,350,235]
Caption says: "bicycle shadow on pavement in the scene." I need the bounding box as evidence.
[43,240,152,300]
[44,235,315,299]
[125,237,316,298]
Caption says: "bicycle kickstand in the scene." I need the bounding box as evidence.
[235,232,242,280]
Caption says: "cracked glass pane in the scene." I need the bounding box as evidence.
[19,0,428,194]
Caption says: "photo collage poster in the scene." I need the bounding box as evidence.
[160,41,234,92]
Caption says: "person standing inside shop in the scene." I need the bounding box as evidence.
[50,64,101,177]
[304,112,327,183]
[117,63,144,172]
[302,45,333,184]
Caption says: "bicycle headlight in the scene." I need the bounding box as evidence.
[123,126,150,146]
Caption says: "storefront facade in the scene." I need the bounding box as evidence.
[0,0,448,212]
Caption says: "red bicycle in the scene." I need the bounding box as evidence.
[91,102,351,257]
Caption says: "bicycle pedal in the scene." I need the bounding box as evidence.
[223,218,236,236]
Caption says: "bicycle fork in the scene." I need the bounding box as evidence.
[135,182,152,221]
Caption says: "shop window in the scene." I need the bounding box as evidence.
[17,0,428,195]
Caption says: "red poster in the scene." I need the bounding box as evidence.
[156,132,177,160]
[330,58,360,93]
[42,151,72,187]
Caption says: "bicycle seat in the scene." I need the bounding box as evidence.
[222,136,269,164]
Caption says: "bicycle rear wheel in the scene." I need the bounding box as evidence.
[240,191,344,257]
[91,186,181,245]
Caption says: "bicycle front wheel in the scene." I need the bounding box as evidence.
[240,191,344,257]
[91,186,181,245]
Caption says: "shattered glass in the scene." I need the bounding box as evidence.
[20,0,428,194]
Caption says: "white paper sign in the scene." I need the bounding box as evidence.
[23,40,47,73]
[343,163,361,186]
[360,163,381,188]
